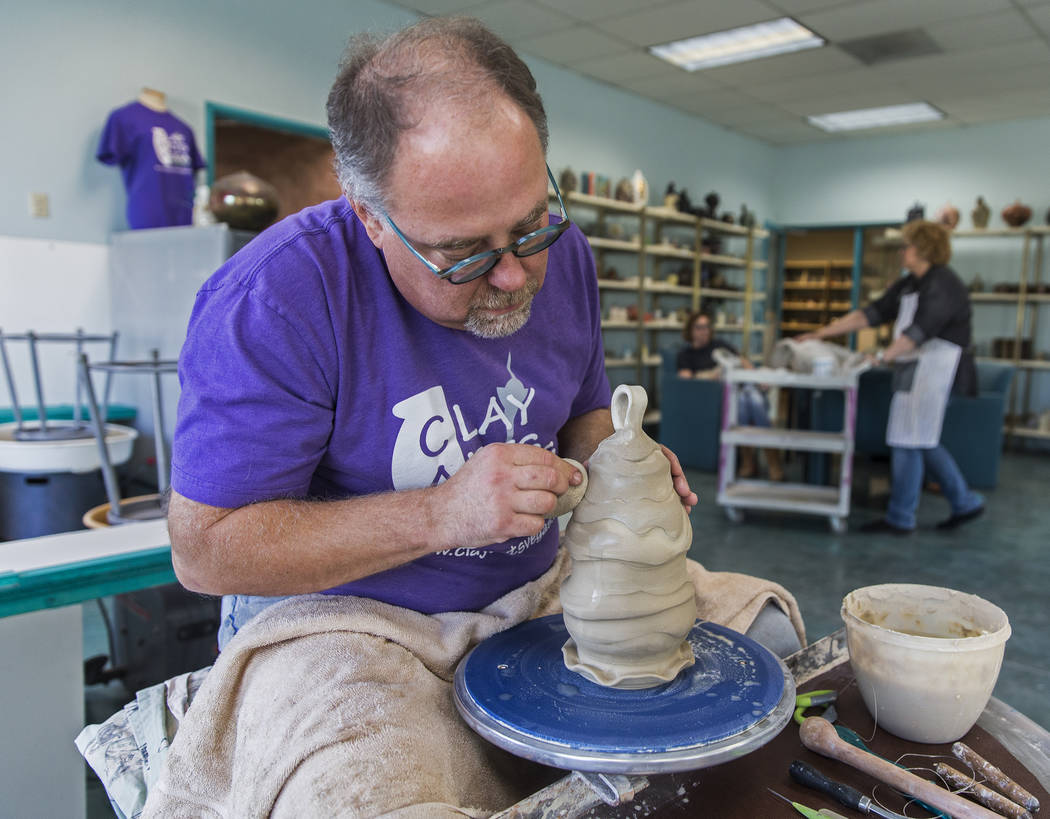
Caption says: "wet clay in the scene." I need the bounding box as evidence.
[560,384,696,688]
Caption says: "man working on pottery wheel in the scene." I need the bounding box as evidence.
[152,17,805,817]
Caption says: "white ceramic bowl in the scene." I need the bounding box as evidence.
[0,421,137,474]
[841,583,1010,744]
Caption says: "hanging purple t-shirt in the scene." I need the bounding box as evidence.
[97,102,206,229]
[171,198,610,614]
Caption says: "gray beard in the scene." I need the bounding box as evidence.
[464,281,539,338]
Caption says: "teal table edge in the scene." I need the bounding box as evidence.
[0,546,176,618]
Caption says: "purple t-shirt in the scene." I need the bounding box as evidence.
[171,198,610,613]
[96,102,206,229]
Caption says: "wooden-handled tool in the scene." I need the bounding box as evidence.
[799,717,1001,819]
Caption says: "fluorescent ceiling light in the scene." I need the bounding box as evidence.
[808,102,944,132]
[649,17,824,71]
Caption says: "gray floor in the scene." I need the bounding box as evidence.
[81,450,1049,815]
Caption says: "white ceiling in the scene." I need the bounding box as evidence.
[385,0,1050,144]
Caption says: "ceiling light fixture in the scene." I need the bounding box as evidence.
[649,17,824,71]
[807,102,944,132]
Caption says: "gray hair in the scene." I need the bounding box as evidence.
[325,17,549,213]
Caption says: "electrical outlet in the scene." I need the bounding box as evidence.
[29,192,50,218]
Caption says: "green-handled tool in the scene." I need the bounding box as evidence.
[790,760,908,819]
[768,787,849,818]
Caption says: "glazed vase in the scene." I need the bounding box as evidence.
[560,384,696,688]
[209,172,280,232]
[935,203,959,230]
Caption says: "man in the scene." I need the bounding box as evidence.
[149,18,801,816]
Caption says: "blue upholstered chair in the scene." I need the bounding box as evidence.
[656,349,724,471]
[815,361,1014,489]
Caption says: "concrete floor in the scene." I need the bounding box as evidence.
[82,450,1049,815]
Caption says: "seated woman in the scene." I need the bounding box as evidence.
[677,310,783,481]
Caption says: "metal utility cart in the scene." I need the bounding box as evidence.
[716,362,867,533]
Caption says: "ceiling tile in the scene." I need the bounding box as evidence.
[570,51,682,83]
[777,86,918,116]
[745,67,891,103]
[937,88,1050,123]
[460,1,577,41]
[702,44,862,85]
[385,0,491,15]
[515,26,633,64]
[593,0,781,47]
[764,0,857,14]
[668,87,765,114]
[732,118,832,144]
[872,38,1050,85]
[532,0,677,23]
[620,69,726,100]
[798,0,1013,42]
[925,8,1036,51]
[702,102,797,127]
[1026,3,1050,36]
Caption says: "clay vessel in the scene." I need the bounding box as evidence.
[560,384,696,688]
[934,203,959,230]
[972,196,990,229]
[209,172,279,232]
[704,191,720,218]
[559,167,578,194]
[906,202,925,222]
[1001,200,1032,228]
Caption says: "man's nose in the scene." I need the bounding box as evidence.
[486,250,528,292]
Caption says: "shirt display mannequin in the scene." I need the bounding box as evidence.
[97,87,206,229]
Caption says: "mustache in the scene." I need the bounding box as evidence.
[473,279,540,310]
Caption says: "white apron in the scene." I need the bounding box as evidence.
[886,291,961,448]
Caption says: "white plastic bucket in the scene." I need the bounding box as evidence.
[841,583,1010,744]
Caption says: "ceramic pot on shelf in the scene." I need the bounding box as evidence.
[972,196,990,229]
[1001,200,1032,228]
[935,203,960,230]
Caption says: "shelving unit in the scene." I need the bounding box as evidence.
[952,225,1050,440]
[559,189,770,422]
[716,365,866,533]
[780,259,853,335]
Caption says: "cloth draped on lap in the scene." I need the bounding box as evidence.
[141,550,805,818]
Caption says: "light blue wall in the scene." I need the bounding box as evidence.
[771,117,1050,229]
[0,0,775,245]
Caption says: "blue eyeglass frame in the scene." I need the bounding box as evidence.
[384,165,572,285]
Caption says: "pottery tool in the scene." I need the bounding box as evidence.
[952,742,1040,813]
[799,717,1002,819]
[934,763,1033,819]
[790,760,908,819]
[768,787,849,818]
[453,614,795,774]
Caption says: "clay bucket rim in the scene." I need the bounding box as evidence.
[841,582,1010,653]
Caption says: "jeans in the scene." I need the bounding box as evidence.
[218,593,291,650]
[886,445,984,530]
[738,384,771,427]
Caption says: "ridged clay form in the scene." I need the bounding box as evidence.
[560,384,696,688]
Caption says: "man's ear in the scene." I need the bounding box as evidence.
[350,199,385,248]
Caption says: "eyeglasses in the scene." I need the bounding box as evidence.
[384,165,572,285]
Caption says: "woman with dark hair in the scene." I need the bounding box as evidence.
[678,310,783,481]
[799,220,983,534]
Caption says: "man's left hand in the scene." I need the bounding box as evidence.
[660,445,698,513]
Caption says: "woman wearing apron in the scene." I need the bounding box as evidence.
[798,220,984,534]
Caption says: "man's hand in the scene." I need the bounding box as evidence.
[434,443,584,550]
[795,331,819,342]
[660,445,698,513]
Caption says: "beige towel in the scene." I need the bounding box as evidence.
[143,550,804,818]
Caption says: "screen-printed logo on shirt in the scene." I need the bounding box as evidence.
[389,353,554,492]
[151,127,194,172]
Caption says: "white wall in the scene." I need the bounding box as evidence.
[0,237,111,407]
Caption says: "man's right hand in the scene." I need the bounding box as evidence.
[434,443,583,550]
